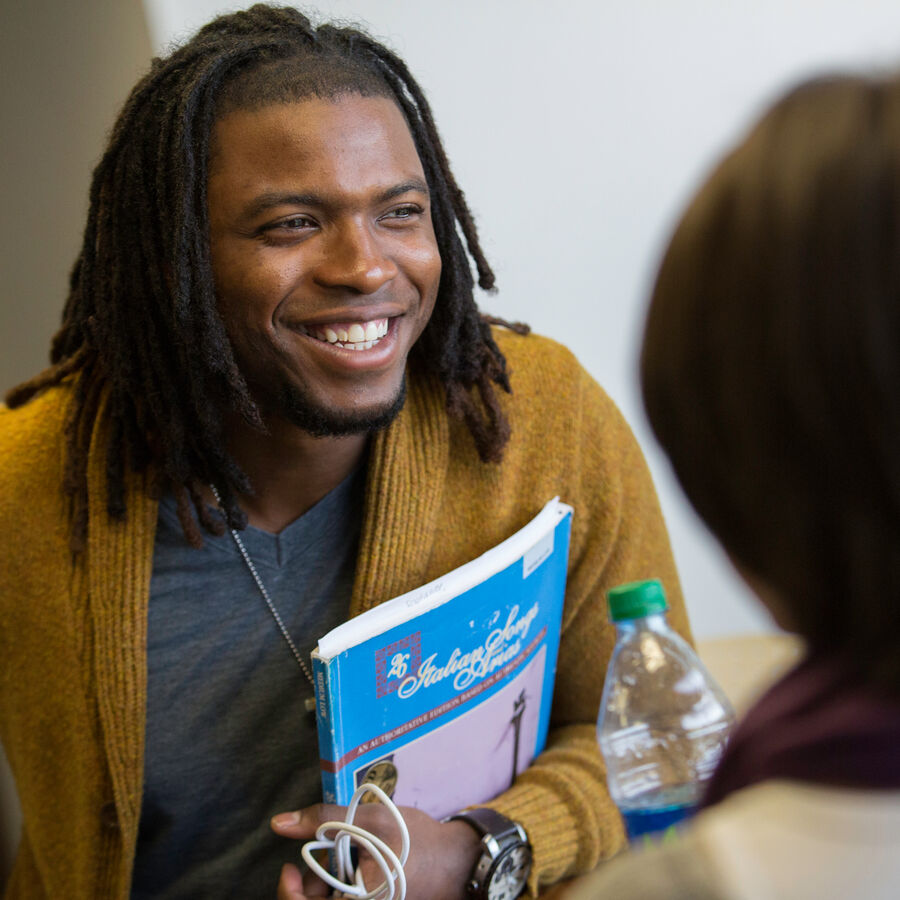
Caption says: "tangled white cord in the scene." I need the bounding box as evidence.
[301,783,410,900]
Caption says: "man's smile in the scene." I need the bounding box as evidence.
[299,317,390,350]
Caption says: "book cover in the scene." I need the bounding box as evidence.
[312,498,573,820]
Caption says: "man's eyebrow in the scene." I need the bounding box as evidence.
[376,179,431,203]
[240,179,430,220]
[240,192,321,220]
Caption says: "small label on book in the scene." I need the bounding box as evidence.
[523,528,554,578]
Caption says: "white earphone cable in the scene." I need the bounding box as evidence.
[301,783,409,899]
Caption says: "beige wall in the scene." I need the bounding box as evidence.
[0,0,153,393]
[0,0,153,883]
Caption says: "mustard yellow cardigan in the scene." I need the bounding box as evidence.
[0,330,689,898]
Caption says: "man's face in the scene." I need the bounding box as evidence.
[207,93,442,435]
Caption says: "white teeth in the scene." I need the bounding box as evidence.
[309,318,389,349]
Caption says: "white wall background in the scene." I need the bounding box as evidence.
[145,0,900,639]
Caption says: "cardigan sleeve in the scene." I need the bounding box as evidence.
[483,360,691,896]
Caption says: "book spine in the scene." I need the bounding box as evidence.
[533,512,572,751]
[313,653,342,805]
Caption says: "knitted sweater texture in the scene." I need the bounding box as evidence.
[0,330,689,898]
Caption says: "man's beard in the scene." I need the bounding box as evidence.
[273,376,408,437]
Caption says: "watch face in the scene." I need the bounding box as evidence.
[485,845,532,900]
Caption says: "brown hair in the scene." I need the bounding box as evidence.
[641,73,900,690]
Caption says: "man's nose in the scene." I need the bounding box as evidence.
[313,218,398,294]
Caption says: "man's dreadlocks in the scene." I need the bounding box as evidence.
[6,4,528,550]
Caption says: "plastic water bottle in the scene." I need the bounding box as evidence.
[596,579,735,843]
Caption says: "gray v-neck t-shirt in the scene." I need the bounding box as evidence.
[131,467,364,898]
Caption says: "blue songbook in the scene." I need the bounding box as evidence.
[312,498,573,818]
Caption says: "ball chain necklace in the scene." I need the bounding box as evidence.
[210,485,318,713]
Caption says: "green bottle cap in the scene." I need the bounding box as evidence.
[607,579,669,622]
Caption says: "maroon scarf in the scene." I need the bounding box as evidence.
[701,652,900,809]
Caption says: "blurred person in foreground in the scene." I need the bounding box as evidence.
[566,70,900,900]
[0,5,690,898]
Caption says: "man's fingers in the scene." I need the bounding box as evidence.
[277,863,307,900]
[270,803,348,837]
[271,810,311,839]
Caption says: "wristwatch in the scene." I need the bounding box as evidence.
[447,807,532,900]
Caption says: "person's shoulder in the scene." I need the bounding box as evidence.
[491,325,623,424]
[0,382,71,440]
[493,326,584,381]
[688,782,900,900]
[563,827,728,900]
[0,384,71,486]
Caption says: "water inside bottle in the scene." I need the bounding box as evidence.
[617,784,701,842]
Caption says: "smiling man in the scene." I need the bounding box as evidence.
[0,6,689,899]
[209,96,439,433]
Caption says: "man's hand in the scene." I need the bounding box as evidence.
[271,802,482,899]
[276,862,308,900]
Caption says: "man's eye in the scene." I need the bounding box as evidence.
[382,205,422,221]
[260,216,317,242]
[276,216,315,230]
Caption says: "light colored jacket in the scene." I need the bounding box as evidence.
[565,780,900,900]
